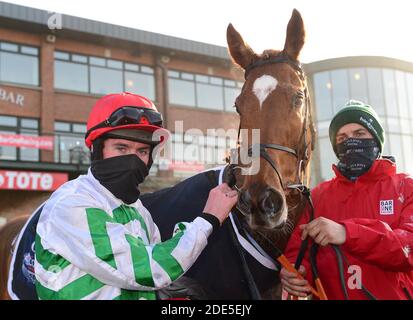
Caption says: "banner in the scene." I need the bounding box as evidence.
[0,134,54,150]
[0,170,68,191]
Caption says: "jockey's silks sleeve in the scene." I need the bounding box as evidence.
[34,170,213,300]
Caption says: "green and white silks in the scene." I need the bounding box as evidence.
[34,169,213,300]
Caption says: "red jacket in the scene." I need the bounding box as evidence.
[285,159,413,300]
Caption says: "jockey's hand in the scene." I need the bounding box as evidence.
[203,183,238,224]
[300,217,346,246]
[280,265,311,298]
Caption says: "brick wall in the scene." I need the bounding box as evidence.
[0,23,241,219]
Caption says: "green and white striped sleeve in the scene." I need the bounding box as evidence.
[35,195,213,296]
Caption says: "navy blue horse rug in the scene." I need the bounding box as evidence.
[142,166,279,299]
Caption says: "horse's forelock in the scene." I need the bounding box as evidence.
[260,49,282,60]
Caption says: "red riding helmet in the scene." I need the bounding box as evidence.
[85,92,169,148]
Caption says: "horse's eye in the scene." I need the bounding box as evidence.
[293,92,305,108]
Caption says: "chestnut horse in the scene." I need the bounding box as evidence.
[153,10,315,298]
[0,9,315,300]
[228,9,315,255]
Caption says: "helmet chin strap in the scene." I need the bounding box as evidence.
[90,137,105,161]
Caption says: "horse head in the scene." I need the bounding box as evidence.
[227,9,316,251]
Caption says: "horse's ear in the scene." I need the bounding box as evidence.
[283,9,305,61]
[227,23,255,69]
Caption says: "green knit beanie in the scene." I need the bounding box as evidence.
[329,100,385,156]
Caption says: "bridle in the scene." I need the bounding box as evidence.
[232,52,314,193]
[230,53,376,301]
[229,53,376,300]
[226,52,324,300]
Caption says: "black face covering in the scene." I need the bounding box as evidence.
[91,154,149,204]
[337,138,380,181]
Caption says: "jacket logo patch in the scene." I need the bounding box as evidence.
[380,200,394,215]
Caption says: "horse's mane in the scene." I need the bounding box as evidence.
[0,215,29,300]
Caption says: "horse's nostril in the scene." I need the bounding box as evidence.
[259,189,283,216]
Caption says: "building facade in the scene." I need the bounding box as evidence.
[1,2,412,223]
[0,2,241,222]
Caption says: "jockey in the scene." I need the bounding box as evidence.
[280,100,413,300]
[34,92,238,300]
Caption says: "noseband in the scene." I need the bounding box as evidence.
[235,52,313,192]
[247,144,298,191]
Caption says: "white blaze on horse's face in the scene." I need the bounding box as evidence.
[252,75,278,110]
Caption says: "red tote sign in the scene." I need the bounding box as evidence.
[0,170,68,191]
[0,134,54,150]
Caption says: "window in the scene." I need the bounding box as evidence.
[349,68,368,103]
[387,117,401,133]
[0,41,39,86]
[72,54,87,63]
[181,73,194,81]
[318,137,337,182]
[0,42,18,52]
[169,78,196,107]
[383,69,399,117]
[90,57,105,66]
[383,133,391,156]
[54,121,90,165]
[330,69,349,113]
[0,115,39,161]
[54,51,155,100]
[55,60,89,92]
[0,115,17,127]
[400,119,412,135]
[395,71,409,118]
[366,68,386,116]
[168,69,243,112]
[125,63,139,72]
[0,129,16,160]
[406,73,413,120]
[313,72,333,121]
[401,135,413,175]
[316,121,330,138]
[72,124,86,134]
[224,87,240,112]
[54,122,70,132]
[124,72,155,101]
[107,59,122,69]
[20,119,38,129]
[90,66,123,95]
[196,82,224,110]
[20,130,39,161]
[55,51,69,60]
[389,134,405,170]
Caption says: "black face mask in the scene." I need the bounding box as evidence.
[91,154,149,204]
[337,138,380,181]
